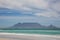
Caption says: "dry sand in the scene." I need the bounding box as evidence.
[0,33,60,40]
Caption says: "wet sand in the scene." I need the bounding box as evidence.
[0,33,60,40]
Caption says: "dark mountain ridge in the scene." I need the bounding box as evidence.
[7,22,60,30]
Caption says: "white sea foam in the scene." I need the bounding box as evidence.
[0,33,60,38]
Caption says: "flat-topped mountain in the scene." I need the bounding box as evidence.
[12,23,42,28]
[8,23,59,30]
[1,23,59,30]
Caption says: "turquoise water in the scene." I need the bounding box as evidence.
[0,30,60,35]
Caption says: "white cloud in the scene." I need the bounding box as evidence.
[23,0,49,9]
[51,1,60,12]
[34,10,60,17]
[0,0,49,10]
[0,0,60,18]
[22,7,32,11]
[34,13,59,17]
[0,0,60,11]
[48,0,60,12]
[0,0,24,9]
[0,0,59,11]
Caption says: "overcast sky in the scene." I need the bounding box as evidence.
[0,0,60,28]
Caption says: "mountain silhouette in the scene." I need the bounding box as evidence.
[8,22,59,30]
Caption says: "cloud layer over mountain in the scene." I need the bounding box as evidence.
[0,0,60,27]
[0,0,60,17]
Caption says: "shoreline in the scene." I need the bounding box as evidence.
[0,32,60,38]
[0,33,60,40]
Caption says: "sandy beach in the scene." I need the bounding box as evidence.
[0,33,60,40]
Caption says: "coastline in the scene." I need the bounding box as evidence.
[0,32,60,38]
[0,32,60,40]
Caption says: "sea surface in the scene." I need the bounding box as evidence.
[0,30,60,35]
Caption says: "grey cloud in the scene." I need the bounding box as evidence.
[0,0,60,17]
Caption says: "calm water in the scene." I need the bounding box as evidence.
[0,30,60,35]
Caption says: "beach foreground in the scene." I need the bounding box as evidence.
[0,33,60,40]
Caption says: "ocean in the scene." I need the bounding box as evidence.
[0,30,60,35]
